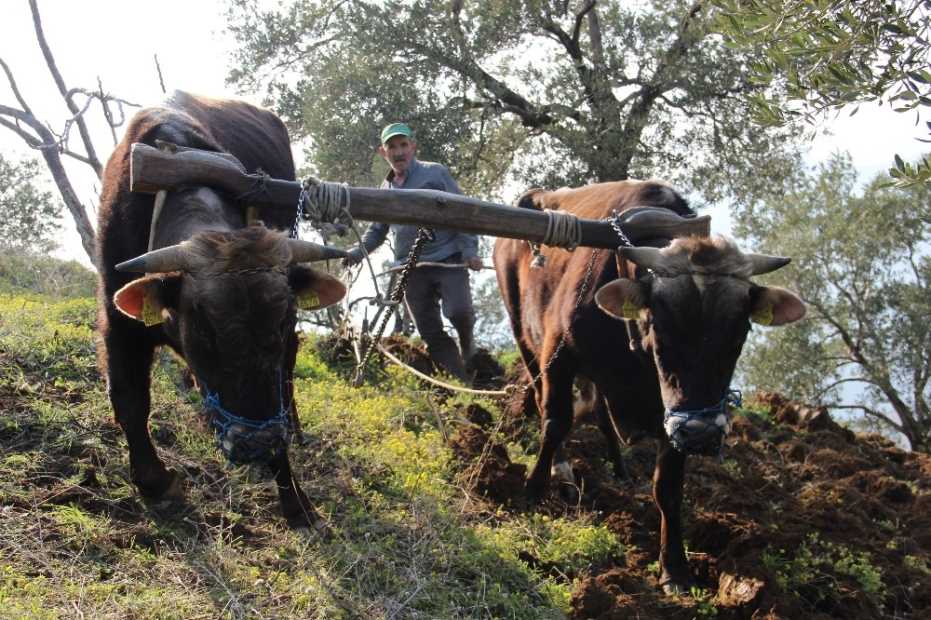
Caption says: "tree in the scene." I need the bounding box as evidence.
[225,0,801,201]
[714,0,931,186]
[0,153,63,253]
[0,0,138,265]
[736,153,931,452]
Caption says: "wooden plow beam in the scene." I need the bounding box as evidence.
[130,142,710,249]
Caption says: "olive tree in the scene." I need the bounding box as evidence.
[225,0,800,200]
[737,153,931,452]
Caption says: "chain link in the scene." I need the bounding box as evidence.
[290,182,308,239]
[608,210,634,248]
[352,227,434,387]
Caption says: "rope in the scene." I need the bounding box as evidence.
[542,209,582,250]
[377,344,512,397]
[299,178,353,237]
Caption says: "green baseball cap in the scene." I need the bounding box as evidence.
[380,122,413,144]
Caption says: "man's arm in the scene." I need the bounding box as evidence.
[345,221,389,266]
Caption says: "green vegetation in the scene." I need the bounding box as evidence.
[0,154,63,254]
[0,248,96,298]
[763,532,886,608]
[715,0,931,186]
[0,291,624,618]
[226,0,800,202]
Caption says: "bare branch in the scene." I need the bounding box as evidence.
[0,116,41,148]
[0,57,34,116]
[572,0,597,46]
[827,404,904,432]
[29,0,102,176]
[813,376,873,401]
[154,54,167,94]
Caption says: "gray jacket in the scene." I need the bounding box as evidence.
[355,158,479,266]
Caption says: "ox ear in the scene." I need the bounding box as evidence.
[750,286,806,326]
[113,274,181,326]
[289,265,347,311]
[595,278,649,321]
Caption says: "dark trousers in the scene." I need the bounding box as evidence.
[404,264,475,381]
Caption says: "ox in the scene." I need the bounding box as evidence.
[494,180,805,593]
[96,91,346,529]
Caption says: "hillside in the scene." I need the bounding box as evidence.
[1,292,929,619]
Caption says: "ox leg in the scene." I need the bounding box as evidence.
[106,335,180,499]
[653,441,689,594]
[284,330,306,443]
[594,396,630,482]
[525,351,576,503]
[269,449,324,531]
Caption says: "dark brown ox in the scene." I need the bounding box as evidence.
[494,180,805,593]
[96,91,346,529]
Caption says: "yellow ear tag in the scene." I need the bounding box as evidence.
[142,293,164,327]
[752,304,774,326]
[621,300,641,319]
[298,290,320,310]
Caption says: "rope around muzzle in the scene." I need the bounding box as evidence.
[664,390,742,457]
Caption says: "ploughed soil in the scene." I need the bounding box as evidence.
[449,387,931,619]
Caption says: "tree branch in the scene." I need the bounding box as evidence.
[0,116,41,147]
[0,57,34,116]
[827,404,904,432]
[29,0,102,176]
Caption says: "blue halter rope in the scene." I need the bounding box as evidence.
[201,368,291,464]
[664,389,742,456]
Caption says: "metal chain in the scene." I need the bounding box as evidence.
[522,213,634,394]
[608,210,634,248]
[290,181,308,239]
[352,227,434,387]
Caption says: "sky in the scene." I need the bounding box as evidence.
[1,0,929,267]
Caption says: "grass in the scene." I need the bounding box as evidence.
[0,292,616,618]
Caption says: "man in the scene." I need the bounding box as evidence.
[345,123,482,381]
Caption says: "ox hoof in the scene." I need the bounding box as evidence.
[291,517,330,540]
[524,480,546,505]
[139,468,185,504]
[659,572,691,597]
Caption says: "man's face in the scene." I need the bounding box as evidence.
[379,135,416,177]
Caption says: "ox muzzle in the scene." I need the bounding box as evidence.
[201,372,291,464]
[663,390,741,456]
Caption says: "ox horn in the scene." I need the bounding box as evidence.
[287,239,349,263]
[618,207,711,243]
[115,243,191,273]
[617,246,684,276]
[746,253,791,276]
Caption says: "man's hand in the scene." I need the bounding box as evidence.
[467,257,484,271]
[342,248,364,268]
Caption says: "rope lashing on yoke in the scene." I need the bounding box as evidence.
[664,390,742,457]
[529,209,585,267]
[293,178,353,239]
[201,368,292,464]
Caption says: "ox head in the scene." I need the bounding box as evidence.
[112,225,347,462]
[594,236,805,452]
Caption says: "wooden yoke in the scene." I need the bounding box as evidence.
[130,142,711,249]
